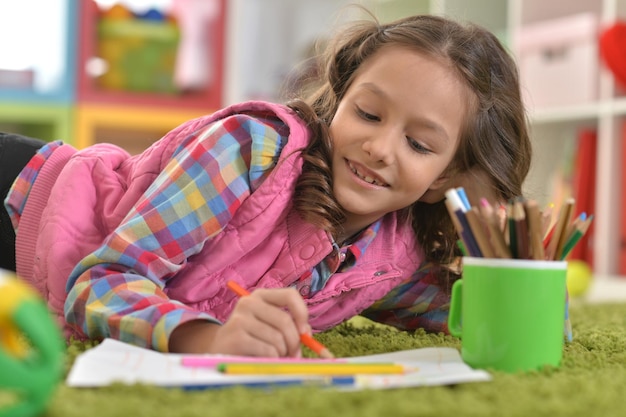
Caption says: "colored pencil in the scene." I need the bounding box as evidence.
[478,198,511,258]
[446,199,474,256]
[445,189,482,257]
[513,199,530,259]
[560,215,594,260]
[524,199,546,260]
[216,362,407,376]
[465,207,495,258]
[540,203,554,239]
[507,202,518,258]
[226,280,334,359]
[498,204,508,242]
[182,356,346,368]
[546,198,575,260]
[446,189,591,264]
[456,187,471,210]
[182,376,356,390]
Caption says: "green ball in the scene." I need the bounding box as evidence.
[566,260,593,297]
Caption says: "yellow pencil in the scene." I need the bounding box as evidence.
[217,362,407,376]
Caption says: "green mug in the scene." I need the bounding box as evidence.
[448,257,567,373]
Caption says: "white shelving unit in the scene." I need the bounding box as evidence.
[507,0,626,278]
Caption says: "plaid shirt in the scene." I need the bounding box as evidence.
[6,115,450,351]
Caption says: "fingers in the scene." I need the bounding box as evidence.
[222,309,300,357]
[210,287,309,357]
[251,287,310,334]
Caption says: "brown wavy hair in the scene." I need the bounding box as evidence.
[287,13,531,274]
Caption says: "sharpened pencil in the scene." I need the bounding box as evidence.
[478,198,511,258]
[541,203,554,239]
[546,198,574,260]
[445,189,482,257]
[507,203,518,258]
[216,362,407,376]
[513,199,530,259]
[524,199,545,260]
[560,215,594,260]
[466,207,495,258]
[182,356,346,368]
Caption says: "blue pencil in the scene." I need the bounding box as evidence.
[445,188,482,257]
[181,376,355,391]
[456,187,471,210]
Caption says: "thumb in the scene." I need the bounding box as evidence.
[299,322,312,336]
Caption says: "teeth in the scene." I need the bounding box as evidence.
[349,162,385,186]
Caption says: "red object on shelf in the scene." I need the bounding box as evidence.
[76,0,226,109]
[599,21,626,90]
[569,128,596,267]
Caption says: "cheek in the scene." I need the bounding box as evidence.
[402,161,445,192]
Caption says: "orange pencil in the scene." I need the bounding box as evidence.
[226,280,335,359]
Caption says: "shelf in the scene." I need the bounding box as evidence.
[0,102,73,143]
[528,97,626,123]
[77,0,226,110]
[74,103,213,151]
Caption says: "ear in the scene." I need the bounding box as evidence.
[418,173,453,204]
[429,174,452,191]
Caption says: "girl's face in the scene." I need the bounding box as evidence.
[329,45,473,231]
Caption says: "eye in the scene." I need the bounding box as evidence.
[407,137,431,154]
[356,106,380,122]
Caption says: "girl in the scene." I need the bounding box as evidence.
[2,14,530,356]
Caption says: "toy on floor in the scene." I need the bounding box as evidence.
[0,270,64,417]
[566,260,592,297]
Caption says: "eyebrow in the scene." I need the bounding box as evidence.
[357,82,451,144]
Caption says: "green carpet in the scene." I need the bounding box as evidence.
[23,302,626,416]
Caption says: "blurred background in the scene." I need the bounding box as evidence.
[1,0,626,282]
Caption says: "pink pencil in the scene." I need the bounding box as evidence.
[182,356,346,368]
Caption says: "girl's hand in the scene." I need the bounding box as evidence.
[168,287,310,357]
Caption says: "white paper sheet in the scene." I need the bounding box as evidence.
[66,338,491,390]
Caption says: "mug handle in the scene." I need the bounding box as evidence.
[448,279,463,338]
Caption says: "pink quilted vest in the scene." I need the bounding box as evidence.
[15,101,424,334]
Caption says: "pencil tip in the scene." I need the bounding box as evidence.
[319,348,335,359]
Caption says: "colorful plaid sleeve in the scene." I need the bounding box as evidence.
[64,115,287,352]
[360,263,452,334]
[5,140,63,230]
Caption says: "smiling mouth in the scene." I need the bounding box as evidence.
[347,161,389,187]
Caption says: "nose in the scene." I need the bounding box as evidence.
[362,131,396,165]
